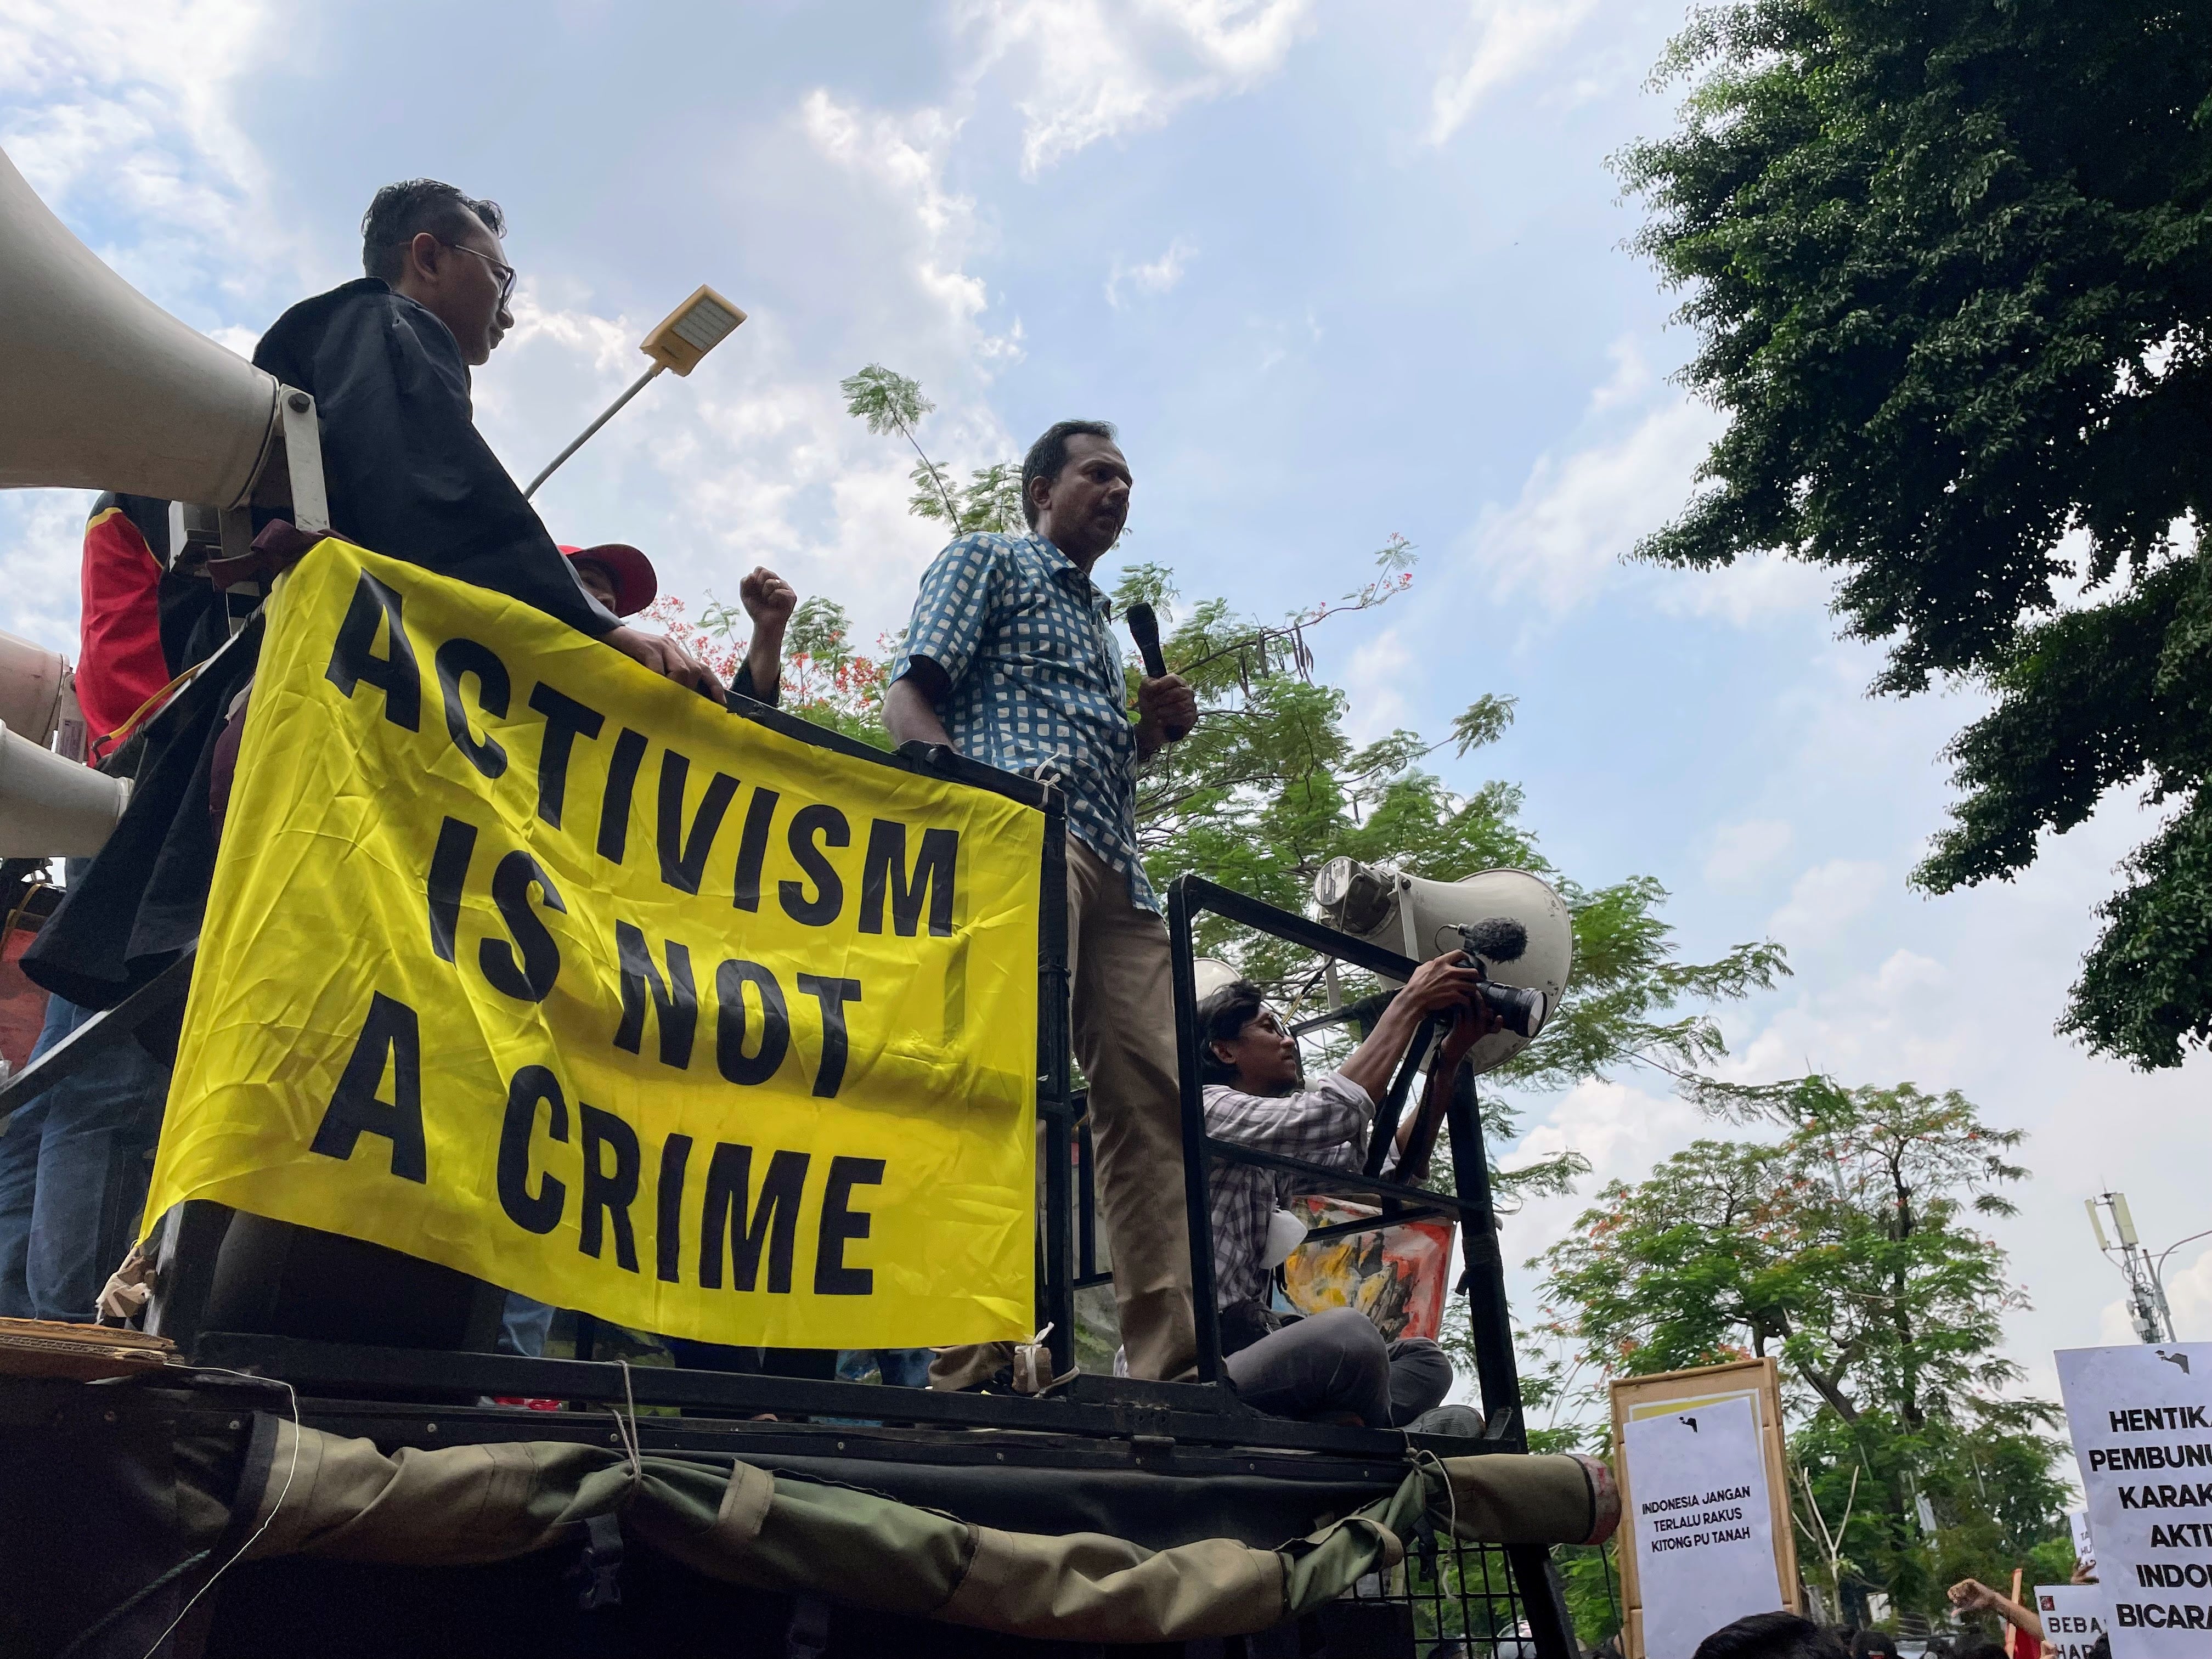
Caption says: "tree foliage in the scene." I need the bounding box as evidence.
[1621,0,2212,1068]
[1531,1078,2069,1622]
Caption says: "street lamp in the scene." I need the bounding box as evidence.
[522,285,746,500]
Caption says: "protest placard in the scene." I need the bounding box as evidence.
[1612,1359,1796,1659]
[2070,1508,2097,1578]
[2057,1342,2212,1656]
[143,540,1043,1348]
[2035,1584,2111,1659]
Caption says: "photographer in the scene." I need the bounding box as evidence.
[1195,953,1499,1426]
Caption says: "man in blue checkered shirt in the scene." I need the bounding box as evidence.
[887,420,1200,1386]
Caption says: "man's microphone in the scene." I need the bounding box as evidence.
[1124,602,1190,742]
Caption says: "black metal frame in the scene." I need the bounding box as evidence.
[1165,873,1577,1658]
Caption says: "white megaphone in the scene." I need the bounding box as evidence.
[0,628,74,746]
[1313,857,1573,1077]
[0,720,129,856]
[0,140,330,531]
[0,140,334,857]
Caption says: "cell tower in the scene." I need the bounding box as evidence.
[2087,1190,2174,1344]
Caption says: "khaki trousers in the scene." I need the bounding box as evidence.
[932,837,1197,1387]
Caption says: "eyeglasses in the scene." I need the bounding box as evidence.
[442,241,517,303]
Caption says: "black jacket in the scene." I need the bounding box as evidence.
[252,278,619,639]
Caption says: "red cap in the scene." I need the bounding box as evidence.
[560,543,657,617]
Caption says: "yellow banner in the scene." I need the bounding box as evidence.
[145,540,1041,1347]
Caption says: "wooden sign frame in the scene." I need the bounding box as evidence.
[1609,1357,1800,1658]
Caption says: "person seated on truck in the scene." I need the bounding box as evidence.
[1193,956,1498,1428]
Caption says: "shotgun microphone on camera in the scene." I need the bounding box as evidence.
[1459,916,1528,964]
[1123,603,1189,742]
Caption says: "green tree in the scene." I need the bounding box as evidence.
[1619,0,2212,1068]
[1532,1079,2071,1623]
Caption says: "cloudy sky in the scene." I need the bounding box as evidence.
[5,0,2207,1408]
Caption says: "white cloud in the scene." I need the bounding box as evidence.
[472,81,1043,648]
[1340,625,1410,743]
[2160,1246,2212,1344]
[1107,236,1197,308]
[1462,337,1833,622]
[960,0,1314,174]
[1768,859,1888,951]
[0,490,97,653]
[0,0,317,311]
[1705,819,1795,890]
[0,0,316,649]
[1463,385,1723,613]
[1499,1079,1711,1283]
[799,91,996,340]
[1427,0,1601,146]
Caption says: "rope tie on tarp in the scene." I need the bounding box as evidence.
[571,1357,645,1610]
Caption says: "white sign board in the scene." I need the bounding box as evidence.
[2035,1584,2111,1659]
[2070,1508,2097,1576]
[1621,1395,1785,1659]
[2057,1342,2212,1656]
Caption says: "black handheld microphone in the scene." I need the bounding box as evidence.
[1124,602,1189,742]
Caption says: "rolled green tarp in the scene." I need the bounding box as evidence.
[239,1420,1618,1644]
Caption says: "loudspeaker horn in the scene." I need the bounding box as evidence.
[0,720,130,856]
[0,144,281,507]
[1313,857,1575,1077]
[0,627,70,743]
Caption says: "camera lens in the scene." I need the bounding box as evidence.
[1476,980,1548,1039]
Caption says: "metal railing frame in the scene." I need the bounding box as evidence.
[1164,872,1577,1659]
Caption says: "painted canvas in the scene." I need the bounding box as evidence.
[1281,1197,1456,1341]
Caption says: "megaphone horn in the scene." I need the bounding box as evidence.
[0,720,129,857]
[0,144,327,537]
[0,628,71,743]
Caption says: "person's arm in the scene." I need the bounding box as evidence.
[737,567,794,706]
[1335,953,1489,1103]
[885,539,996,751]
[885,663,954,748]
[1204,1073,1374,1169]
[1948,1579,2044,1644]
[1388,996,1506,1183]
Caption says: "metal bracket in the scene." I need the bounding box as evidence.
[276,386,329,538]
[216,505,258,634]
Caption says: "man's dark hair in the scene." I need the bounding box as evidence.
[1852,1633,1900,1659]
[1954,1645,2007,1659]
[1195,979,1267,1087]
[1020,420,1118,527]
[1691,1612,1849,1659]
[361,180,507,284]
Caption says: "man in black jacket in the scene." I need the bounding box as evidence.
[253,178,719,694]
[25,178,724,1012]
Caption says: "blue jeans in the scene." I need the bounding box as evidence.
[498,1293,557,1357]
[837,1348,933,1389]
[0,991,168,1321]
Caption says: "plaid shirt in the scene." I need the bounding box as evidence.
[1203,1071,1372,1310]
[893,530,1156,911]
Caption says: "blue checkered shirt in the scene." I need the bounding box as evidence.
[893,530,1156,911]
